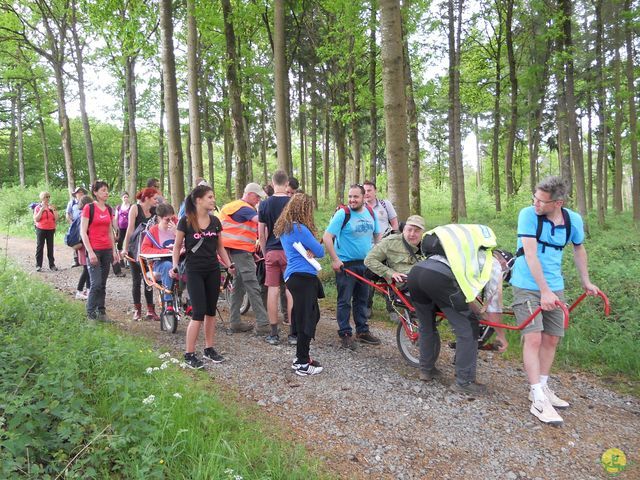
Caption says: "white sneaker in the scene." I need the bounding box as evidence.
[75,291,88,300]
[528,385,570,408]
[530,397,563,426]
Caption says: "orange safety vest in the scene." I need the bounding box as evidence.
[219,199,258,252]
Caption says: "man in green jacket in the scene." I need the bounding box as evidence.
[364,215,425,321]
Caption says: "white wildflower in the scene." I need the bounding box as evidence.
[170,357,180,364]
[224,469,234,475]
[152,367,160,372]
[145,367,154,374]
[158,352,171,359]
[179,362,188,369]
[173,392,182,399]
[234,475,243,480]
[142,394,156,405]
[160,361,169,370]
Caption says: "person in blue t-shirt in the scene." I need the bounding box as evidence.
[511,176,599,427]
[323,184,382,350]
[274,193,325,376]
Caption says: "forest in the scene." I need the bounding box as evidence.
[0,0,638,225]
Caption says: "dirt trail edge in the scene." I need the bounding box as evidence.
[3,236,638,480]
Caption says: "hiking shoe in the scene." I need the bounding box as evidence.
[50,266,58,272]
[356,332,381,345]
[295,363,323,376]
[292,358,322,370]
[287,334,297,346]
[530,397,563,426]
[97,312,111,322]
[184,353,205,370]
[75,290,88,300]
[230,320,254,333]
[419,367,443,382]
[72,261,80,268]
[529,386,570,408]
[340,335,358,351]
[451,381,488,396]
[115,271,126,278]
[265,334,280,345]
[35,266,42,272]
[254,324,271,336]
[203,347,225,363]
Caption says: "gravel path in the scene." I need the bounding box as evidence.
[3,236,638,479]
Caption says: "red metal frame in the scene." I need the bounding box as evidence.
[343,268,609,333]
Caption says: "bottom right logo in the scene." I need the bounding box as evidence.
[601,448,627,475]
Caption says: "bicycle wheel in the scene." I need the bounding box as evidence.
[396,309,420,368]
[240,292,250,315]
[220,274,250,314]
[161,309,178,334]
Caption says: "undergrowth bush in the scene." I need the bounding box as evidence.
[0,263,327,479]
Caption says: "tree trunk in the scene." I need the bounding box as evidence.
[160,0,185,207]
[369,0,378,181]
[348,48,362,185]
[32,82,50,186]
[587,89,593,210]
[612,17,623,213]
[324,103,330,202]
[121,113,129,194]
[561,0,587,217]
[401,6,421,216]
[505,0,516,197]
[299,65,307,190]
[260,86,268,186]
[595,0,606,225]
[453,0,466,217]
[71,0,96,185]
[274,0,289,172]
[126,57,139,193]
[53,61,76,195]
[223,82,233,198]
[221,0,249,195]
[159,71,166,194]
[624,0,639,223]
[380,0,410,220]
[334,118,347,206]
[557,87,572,187]
[311,91,318,206]
[8,94,16,179]
[187,0,204,185]
[16,85,25,187]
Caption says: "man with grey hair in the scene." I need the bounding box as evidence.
[511,176,599,426]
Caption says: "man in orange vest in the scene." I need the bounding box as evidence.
[220,183,270,335]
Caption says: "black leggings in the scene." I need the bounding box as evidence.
[35,228,55,268]
[77,265,91,291]
[286,273,320,365]
[186,268,221,321]
[130,261,154,305]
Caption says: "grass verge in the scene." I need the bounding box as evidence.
[0,261,329,479]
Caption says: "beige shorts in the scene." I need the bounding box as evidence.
[512,287,566,337]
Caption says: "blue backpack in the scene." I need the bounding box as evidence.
[64,217,83,249]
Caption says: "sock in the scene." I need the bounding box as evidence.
[540,375,549,387]
[530,383,545,402]
[270,324,279,336]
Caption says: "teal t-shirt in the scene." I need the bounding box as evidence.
[510,206,584,291]
[325,207,379,262]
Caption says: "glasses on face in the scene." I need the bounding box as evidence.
[532,194,556,205]
[44,195,50,198]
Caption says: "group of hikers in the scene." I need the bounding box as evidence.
[33,173,599,426]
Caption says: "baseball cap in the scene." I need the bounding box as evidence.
[72,187,87,194]
[244,182,267,199]
[405,215,426,230]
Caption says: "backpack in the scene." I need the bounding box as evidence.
[128,210,156,262]
[515,208,572,257]
[116,205,130,229]
[66,203,114,250]
[336,204,375,232]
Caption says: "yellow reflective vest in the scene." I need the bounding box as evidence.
[427,224,497,302]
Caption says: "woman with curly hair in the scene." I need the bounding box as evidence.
[273,193,325,376]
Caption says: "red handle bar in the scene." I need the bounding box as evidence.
[480,301,570,331]
[568,291,610,316]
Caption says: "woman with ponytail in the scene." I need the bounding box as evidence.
[171,185,235,369]
[121,187,160,320]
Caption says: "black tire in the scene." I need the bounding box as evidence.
[396,309,420,368]
[240,292,250,315]
[161,309,178,334]
[221,275,251,315]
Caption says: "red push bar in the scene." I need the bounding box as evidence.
[568,291,610,316]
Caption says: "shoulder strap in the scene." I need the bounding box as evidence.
[364,203,375,221]
[402,236,420,262]
[88,203,95,225]
[339,205,351,231]
[562,208,571,246]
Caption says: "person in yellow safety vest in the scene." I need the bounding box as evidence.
[219,183,270,335]
[407,224,509,395]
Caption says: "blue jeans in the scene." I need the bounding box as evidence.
[153,260,174,302]
[335,261,370,337]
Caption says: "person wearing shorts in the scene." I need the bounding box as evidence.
[511,176,599,426]
[172,185,235,370]
[258,169,294,346]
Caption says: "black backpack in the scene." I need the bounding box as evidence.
[515,208,572,257]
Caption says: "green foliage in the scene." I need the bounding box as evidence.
[0,262,328,479]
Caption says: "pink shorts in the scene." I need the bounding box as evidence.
[264,250,287,286]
